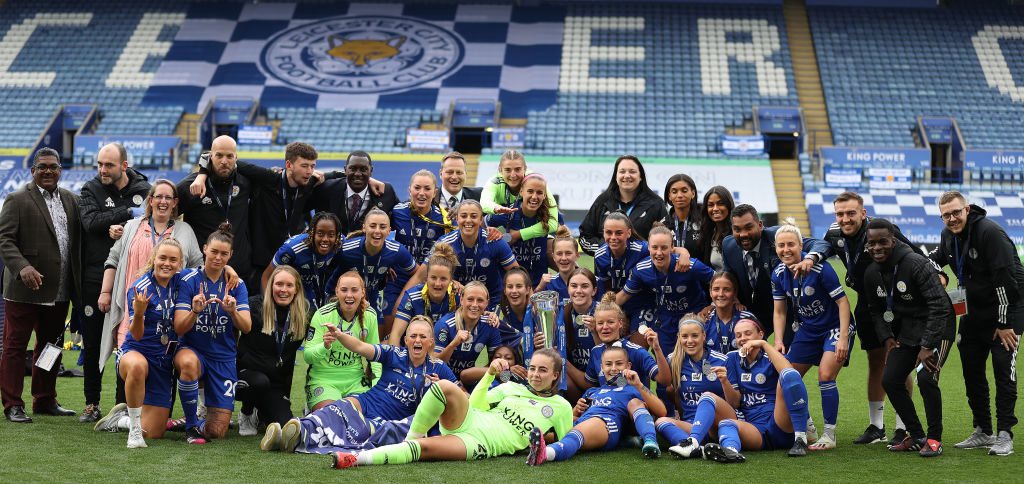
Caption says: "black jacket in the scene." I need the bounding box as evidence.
[929,204,1024,332]
[236,296,305,394]
[662,210,703,261]
[433,186,482,208]
[79,168,150,283]
[579,190,667,255]
[823,216,931,295]
[312,179,400,236]
[176,169,253,277]
[864,241,955,349]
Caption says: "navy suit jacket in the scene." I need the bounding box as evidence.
[721,226,832,337]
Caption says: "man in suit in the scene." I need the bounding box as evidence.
[435,151,482,212]
[0,148,82,423]
[721,204,831,345]
[314,150,399,235]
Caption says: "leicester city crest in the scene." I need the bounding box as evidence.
[259,16,466,95]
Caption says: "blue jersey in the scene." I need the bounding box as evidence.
[391,202,453,264]
[704,309,758,355]
[585,339,659,387]
[579,384,644,427]
[394,284,460,325]
[555,301,597,370]
[725,349,778,425]
[546,273,571,306]
[670,349,728,421]
[124,271,183,356]
[352,344,458,421]
[623,254,713,354]
[272,233,339,310]
[770,253,846,332]
[333,237,417,312]
[496,305,531,349]
[434,228,516,305]
[486,203,563,285]
[594,241,654,316]
[175,268,250,362]
[432,312,503,378]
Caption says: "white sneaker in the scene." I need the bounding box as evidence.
[809,432,836,451]
[668,437,703,459]
[94,403,128,432]
[989,431,1014,456]
[261,422,282,451]
[806,419,819,443]
[239,410,258,436]
[127,425,147,448]
[955,427,996,449]
[280,418,301,453]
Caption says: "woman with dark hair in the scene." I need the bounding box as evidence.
[261,211,343,311]
[579,155,668,255]
[235,265,310,435]
[696,186,735,270]
[662,174,702,256]
[486,173,562,287]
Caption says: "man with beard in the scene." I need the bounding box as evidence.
[313,150,399,236]
[177,136,254,284]
[78,143,150,422]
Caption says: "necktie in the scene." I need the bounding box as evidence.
[746,251,758,288]
[348,194,362,224]
[448,196,458,211]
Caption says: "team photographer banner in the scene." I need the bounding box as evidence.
[824,167,861,188]
[963,149,1024,169]
[477,156,778,212]
[820,146,930,169]
[868,167,912,189]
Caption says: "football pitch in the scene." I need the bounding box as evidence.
[1,260,1022,483]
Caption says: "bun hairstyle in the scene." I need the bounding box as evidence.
[776,217,802,240]
[669,312,706,389]
[552,225,579,254]
[648,220,673,244]
[405,315,435,337]
[595,292,627,338]
[206,222,234,247]
[426,242,459,277]
[347,207,390,239]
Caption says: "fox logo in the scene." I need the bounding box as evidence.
[326,36,405,66]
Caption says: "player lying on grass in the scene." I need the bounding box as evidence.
[260,316,459,454]
[524,345,666,465]
[672,318,812,463]
[329,348,572,468]
[654,316,738,458]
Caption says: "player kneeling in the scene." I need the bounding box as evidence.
[329,348,572,468]
[524,345,666,465]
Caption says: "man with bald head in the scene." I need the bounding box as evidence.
[177,136,255,283]
[78,142,150,422]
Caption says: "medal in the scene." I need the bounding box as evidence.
[499,369,512,383]
[160,333,169,345]
[792,320,800,332]
[883,310,895,323]
[701,360,714,379]
[610,373,628,388]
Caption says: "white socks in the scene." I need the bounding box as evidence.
[869,401,885,428]
[116,415,130,431]
[546,447,557,461]
[895,413,906,431]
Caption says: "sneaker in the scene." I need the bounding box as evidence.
[621,435,643,449]
[988,431,1014,456]
[888,435,925,452]
[806,420,819,443]
[127,425,147,449]
[331,451,358,469]
[702,443,746,464]
[185,426,207,445]
[788,437,808,457]
[166,417,186,432]
[78,404,102,423]
[280,419,301,453]
[668,437,703,459]
[888,428,908,447]
[94,403,127,432]
[642,439,661,459]
[955,426,995,450]
[238,410,258,436]
[261,422,282,451]
[853,424,886,444]
[526,426,547,466]
[809,433,836,451]
[919,439,942,457]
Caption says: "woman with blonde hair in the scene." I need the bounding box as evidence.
[235,265,310,435]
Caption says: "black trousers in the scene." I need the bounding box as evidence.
[81,282,105,405]
[958,325,1021,434]
[236,368,293,427]
[883,340,952,441]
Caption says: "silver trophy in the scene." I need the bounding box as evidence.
[529,291,559,348]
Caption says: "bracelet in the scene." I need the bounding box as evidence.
[101,291,111,295]
[191,308,201,314]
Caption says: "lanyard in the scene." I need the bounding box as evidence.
[309,249,324,309]
[409,358,428,400]
[281,174,298,236]
[362,240,385,290]
[618,201,635,216]
[882,264,899,312]
[461,231,482,275]
[205,176,233,223]
[148,218,172,247]
[609,247,629,290]
[714,309,739,347]
[150,274,174,336]
[843,232,864,268]
[654,264,670,321]
[274,308,291,360]
[200,271,225,338]
[786,272,808,316]
[415,206,454,233]
[335,306,361,336]
[674,215,688,247]
[502,182,520,206]
[953,237,968,285]
[421,283,457,316]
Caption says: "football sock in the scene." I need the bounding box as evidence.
[356,440,421,465]
[868,401,885,429]
[688,394,717,443]
[718,419,741,451]
[408,384,446,439]
[632,407,657,443]
[178,378,200,430]
[780,368,809,433]
[550,429,585,461]
[656,420,690,445]
[819,380,839,426]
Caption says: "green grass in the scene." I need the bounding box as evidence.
[2,260,1023,483]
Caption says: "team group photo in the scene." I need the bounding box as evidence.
[0,0,1022,482]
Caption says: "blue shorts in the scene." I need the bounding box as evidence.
[116,345,174,408]
[749,414,795,451]
[786,324,855,366]
[578,414,622,451]
[185,347,237,410]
